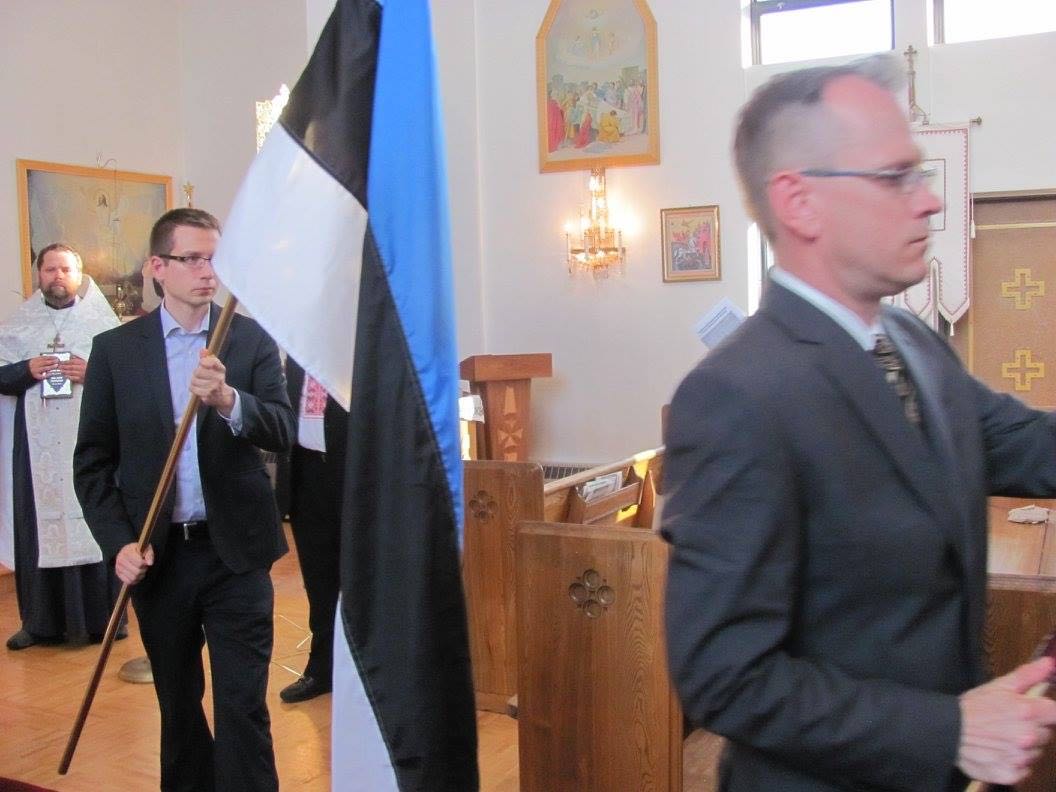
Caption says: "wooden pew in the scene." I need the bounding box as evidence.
[515,520,685,791]
[511,494,1056,792]
[461,448,663,712]
[985,497,1056,792]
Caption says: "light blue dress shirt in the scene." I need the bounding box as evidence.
[769,267,882,350]
[159,305,242,522]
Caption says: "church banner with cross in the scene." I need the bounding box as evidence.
[887,125,971,330]
[964,197,1056,409]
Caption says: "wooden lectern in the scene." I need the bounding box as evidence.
[460,353,552,462]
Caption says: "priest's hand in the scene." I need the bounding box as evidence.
[27,355,59,380]
[115,543,154,586]
[191,349,236,417]
[59,355,87,384]
[957,656,1056,786]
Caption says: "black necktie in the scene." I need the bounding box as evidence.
[873,334,922,427]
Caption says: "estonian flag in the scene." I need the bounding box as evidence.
[211,0,478,789]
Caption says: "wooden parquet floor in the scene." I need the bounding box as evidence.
[0,526,519,791]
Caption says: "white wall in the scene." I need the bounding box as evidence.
[929,31,1056,192]
[0,0,485,356]
[429,0,486,358]
[474,1,752,462]
[0,0,183,318]
[472,0,1056,463]
[177,1,307,227]
[2,1,1054,463]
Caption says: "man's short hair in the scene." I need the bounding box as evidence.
[732,54,905,241]
[149,208,222,257]
[35,243,83,271]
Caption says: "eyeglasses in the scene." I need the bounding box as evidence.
[798,165,937,195]
[158,253,215,270]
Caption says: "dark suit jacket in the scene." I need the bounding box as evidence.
[662,281,1056,792]
[74,304,295,576]
[274,357,349,518]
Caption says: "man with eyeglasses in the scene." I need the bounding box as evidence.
[662,55,1056,792]
[75,208,295,791]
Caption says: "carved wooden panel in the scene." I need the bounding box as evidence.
[516,522,680,791]
[462,461,544,712]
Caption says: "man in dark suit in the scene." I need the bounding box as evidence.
[275,356,346,703]
[662,56,1056,792]
[74,208,295,792]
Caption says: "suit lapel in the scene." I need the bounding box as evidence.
[761,283,962,550]
[140,310,176,446]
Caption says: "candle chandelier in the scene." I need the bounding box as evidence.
[565,168,626,279]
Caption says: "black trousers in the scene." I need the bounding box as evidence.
[132,533,277,792]
[289,446,342,683]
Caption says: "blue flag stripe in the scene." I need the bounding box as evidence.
[367,0,463,532]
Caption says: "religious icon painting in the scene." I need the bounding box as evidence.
[536,0,659,173]
[661,205,721,283]
[17,159,172,317]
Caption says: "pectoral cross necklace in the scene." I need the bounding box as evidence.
[43,294,76,353]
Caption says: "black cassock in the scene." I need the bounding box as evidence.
[0,360,119,641]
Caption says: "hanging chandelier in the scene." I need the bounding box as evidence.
[565,168,626,279]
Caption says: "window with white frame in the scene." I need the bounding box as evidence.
[934,0,1056,44]
[750,0,894,66]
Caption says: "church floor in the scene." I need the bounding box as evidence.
[0,525,519,791]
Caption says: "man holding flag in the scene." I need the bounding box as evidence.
[75,208,294,792]
[213,0,478,789]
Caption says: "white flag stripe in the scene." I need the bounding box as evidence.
[212,124,367,409]
[332,594,399,791]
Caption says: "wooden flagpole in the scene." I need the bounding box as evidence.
[58,296,239,774]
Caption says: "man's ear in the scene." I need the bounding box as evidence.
[149,255,165,283]
[768,171,821,242]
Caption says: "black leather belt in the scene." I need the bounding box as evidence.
[171,520,209,541]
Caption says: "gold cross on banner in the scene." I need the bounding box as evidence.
[1001,348,1045,392]
[1001,268,1045,310]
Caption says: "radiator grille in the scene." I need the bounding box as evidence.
[538,462,596,481]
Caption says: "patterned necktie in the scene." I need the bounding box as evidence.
[872,334,922,427]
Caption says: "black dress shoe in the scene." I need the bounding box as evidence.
[279,675,331,703]
[6,629,62,650]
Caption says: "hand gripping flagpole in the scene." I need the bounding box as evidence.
[963,631,1056,792]
[59,296,239,775]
